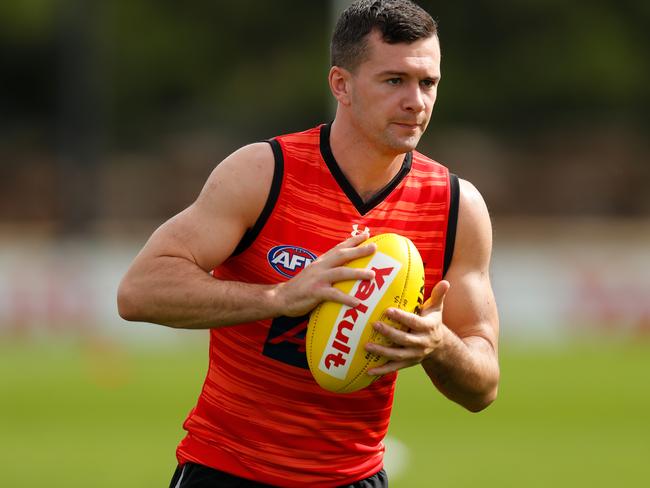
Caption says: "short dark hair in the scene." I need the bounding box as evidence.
[331,0,438,71]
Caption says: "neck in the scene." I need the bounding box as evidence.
[329,118,407,201]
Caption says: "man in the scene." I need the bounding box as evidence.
[118,1,499,486]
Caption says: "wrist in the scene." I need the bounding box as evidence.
[266,282,287,318]
[423,323,454,366]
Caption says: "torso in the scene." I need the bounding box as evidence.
[176,123,454,487]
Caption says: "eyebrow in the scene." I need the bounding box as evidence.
[377,70,440,81]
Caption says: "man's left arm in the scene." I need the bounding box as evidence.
[366,178,499,412]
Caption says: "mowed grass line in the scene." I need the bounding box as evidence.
[388,341,650,487]
[0,340,208,487]
[1,339,649,487]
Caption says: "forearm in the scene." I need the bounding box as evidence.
[117,256,282,329]
[422,328,499,412]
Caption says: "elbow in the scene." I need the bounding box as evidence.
[464,368,500,413]
[465,359,500,413]
[465,385,498,413]
[117,279,143,322]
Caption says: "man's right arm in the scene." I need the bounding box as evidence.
[117,142,376,329]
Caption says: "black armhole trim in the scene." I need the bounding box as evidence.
[443,173,460,276]
[320,123,412,216]
[231,139,284,256]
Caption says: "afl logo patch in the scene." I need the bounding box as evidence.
[268,245,318,278]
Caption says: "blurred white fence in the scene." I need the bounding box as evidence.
[1,218,648,343]
[492,218,650,341]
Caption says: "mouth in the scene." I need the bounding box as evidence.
[391,122,422,130]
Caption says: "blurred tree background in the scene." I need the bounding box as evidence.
[0,0,649,234]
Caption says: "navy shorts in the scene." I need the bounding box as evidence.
[169,462,388,488]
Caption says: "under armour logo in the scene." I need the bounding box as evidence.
[351,224,370,237]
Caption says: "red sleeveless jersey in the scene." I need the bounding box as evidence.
[176,124,458,487]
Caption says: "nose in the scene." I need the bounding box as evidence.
[402,83,427,113]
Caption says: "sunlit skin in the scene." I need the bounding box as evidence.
[328,30,441,199]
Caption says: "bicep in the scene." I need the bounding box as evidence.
[441,178,499,351]
[135,142,275,271]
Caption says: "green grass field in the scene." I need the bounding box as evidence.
[1,338,649,487]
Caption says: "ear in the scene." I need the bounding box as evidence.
[328,66,352,106]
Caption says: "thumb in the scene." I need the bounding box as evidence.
[421,280,450,315]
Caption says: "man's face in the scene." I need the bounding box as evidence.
[347,31,441,155]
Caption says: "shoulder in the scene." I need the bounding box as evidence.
[454,178,493,267]
[156,142,277,270]
[458,178,489,221]
[411,150,448,175]
[197,142,276,222]
[204,142,275,192]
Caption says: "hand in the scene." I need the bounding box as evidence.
[275,232,377,317]
[365,280,450,375]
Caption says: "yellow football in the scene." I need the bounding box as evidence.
[306,233,425,394]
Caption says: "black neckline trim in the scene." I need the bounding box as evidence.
[319,123,412,216]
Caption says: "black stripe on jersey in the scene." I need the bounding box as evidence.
[319,123,412,216]
[231,139,284,257]
[443,173,459,276]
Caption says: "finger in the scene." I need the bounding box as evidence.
[384,307,425,331]
[365,341,418,363]
[324,242,377,267]
[372,321,422,347]
[368,359,414,376]
[341,242,377,260]
[323,231,373,258]
[321,287,365,309]
[324,266,375,284]
[332,231,371,250]
[421,280,450,313]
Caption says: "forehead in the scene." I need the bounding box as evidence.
[361,31,441,77]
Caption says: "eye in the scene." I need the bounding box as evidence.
[420,78,437,89]
[387,78,402,85]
